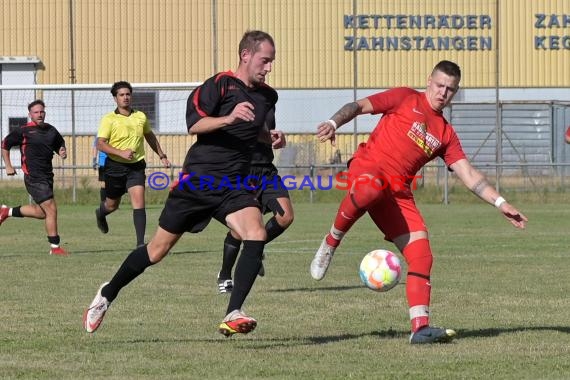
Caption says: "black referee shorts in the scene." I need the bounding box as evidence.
[104,158,146,199]
[98,166,106,182]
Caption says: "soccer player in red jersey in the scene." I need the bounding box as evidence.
[311,60,528,344]
[0,100,69,256]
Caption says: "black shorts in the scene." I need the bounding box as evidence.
[98,166,106,182]
[24,175,54,204]
[158,182,261,235]
[249,165,290,215]
[104,159,146,199]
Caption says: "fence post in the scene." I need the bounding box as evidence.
[310,164,314,203]
[443,165,449,205]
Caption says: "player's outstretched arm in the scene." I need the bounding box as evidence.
[450,158,528,229]
[316,98,373,147]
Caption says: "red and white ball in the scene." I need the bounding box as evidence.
[359,249,402,292]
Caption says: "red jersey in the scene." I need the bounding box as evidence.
[352,87,466,183]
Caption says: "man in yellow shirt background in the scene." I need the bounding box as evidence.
[95,81,171,247]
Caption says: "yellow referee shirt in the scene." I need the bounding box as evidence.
[97,109,152,164]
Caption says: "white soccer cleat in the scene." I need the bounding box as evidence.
[83,282,111,333]
[310,237,336,280]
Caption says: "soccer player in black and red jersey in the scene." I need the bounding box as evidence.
[84,30,278,337]
[0,100,69,256]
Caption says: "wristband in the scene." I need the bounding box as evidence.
[159,154,167,160]
[494,196,506,208]
[326,119,338,130]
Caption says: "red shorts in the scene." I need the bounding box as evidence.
[346,159,427,242]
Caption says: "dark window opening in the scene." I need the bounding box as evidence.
[9,117,27,133]
[132,92,158,131]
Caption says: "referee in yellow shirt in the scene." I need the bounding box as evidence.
[95,81,171,247]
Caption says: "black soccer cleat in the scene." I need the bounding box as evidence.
[409,326,456,344]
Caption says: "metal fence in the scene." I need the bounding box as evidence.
[1,84,570,203]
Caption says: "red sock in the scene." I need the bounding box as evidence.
[402,239,433,332]
[325,193,365,247]
[326,177,382,247]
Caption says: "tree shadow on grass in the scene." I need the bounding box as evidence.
[62,248,125,254]
[91,325,570,349]
[169,249,216,255]
[458,325,570,338]
[94,329,408,348]
[270,285,364,292]
[269,282,406,293]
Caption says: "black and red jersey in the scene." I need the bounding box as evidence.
[185,71,278,179]
[1,121,66,179]
[250,106,276,167]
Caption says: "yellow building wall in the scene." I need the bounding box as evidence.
[216,0,354,88]
[352,0,497,88]
[500,0,570,87]
[1,0,569,88]
[1,0,214,84]
[1,0,70,83]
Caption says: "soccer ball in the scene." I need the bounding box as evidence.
[359,249,402,292]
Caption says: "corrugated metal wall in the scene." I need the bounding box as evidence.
[214,0,353,88]
[354,0,497,88]
[1,0,70,83]
[73,0,214,83]
[1,0,569,88]
[501,0,570,87]
[450,102,569,165]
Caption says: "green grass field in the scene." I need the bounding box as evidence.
[1,200,570,379]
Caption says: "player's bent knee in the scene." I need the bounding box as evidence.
[146,244,170,264]
[241,227,267,241]
[350,175,383,210]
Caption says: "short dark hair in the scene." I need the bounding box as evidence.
[432,60,461,80]
[238,30,275,58]
[111,81,132,97]
[28,99,45,111]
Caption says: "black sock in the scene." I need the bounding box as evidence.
[133,208,146,246]
[99,188,106,202]
[11,206,23,218]
[265,216,286,244]
[102,245,153,303]
[226,240,264,314]
[47,235,60,246]
[219,232,241,280]
[99,201,110,216]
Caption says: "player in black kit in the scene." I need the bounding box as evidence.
[84,30,278,337]
[0,100,69,256]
